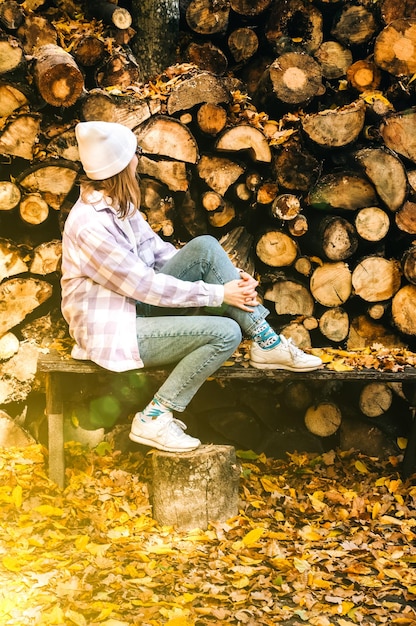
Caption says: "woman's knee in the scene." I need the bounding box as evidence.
[220,318,242,349]
[187,235,220,256]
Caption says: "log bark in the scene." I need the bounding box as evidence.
[131,0,180,81]
[219,226,255,275]
[272,138,320,192]
[0,1,24,30]
[72,35,106,67]
[305,214,358,262]
[230,0,271,17]
[34,44,84,108]
[150,444,240,530]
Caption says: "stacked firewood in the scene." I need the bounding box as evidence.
[1,0,416,455]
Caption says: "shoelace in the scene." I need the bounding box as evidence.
[281,336,305,360]
[156,414,188,436]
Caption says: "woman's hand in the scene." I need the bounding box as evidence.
[223,271,259,311]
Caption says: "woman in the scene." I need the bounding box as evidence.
[61,121,322,453]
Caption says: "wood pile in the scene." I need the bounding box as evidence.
[1,0,416,456]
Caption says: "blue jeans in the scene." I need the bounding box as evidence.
[136,235,269,412]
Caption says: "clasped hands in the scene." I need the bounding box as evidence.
[223,270,260,312]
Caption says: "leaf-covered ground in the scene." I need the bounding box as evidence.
[1,443,416,626]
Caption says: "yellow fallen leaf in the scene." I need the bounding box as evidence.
[293,557,310,573]
[242,527,265,546]
[397,437,408,450]
[355,460,369,474]
[34,504,64,516]
[372,501,381,519]
[12,484,22,508]
[75,535,89,550]
[232,574,250,588]
[2,556,22,572]
[327,360,354,372]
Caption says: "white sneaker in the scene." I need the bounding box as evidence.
[129,411,201,452]
[250,335,323,372]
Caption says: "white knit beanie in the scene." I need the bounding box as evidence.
[75,121,137,180]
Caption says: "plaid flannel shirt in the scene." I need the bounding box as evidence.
[61,191,224,372]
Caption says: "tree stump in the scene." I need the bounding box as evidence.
[150,444,240,530]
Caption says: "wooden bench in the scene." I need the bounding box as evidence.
[37,351,416,487]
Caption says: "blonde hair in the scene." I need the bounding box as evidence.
[80,162,141,219]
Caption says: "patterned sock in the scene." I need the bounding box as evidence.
[140,397,170,422]
[252,321,281,350]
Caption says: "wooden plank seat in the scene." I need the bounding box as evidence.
[37,350,416,487]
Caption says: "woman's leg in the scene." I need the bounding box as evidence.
[130,314,241,452]
[158,235,269,337]
[136,314,242,412]
[157,235,322,372]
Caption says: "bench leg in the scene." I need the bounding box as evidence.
[45,372,65,488]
